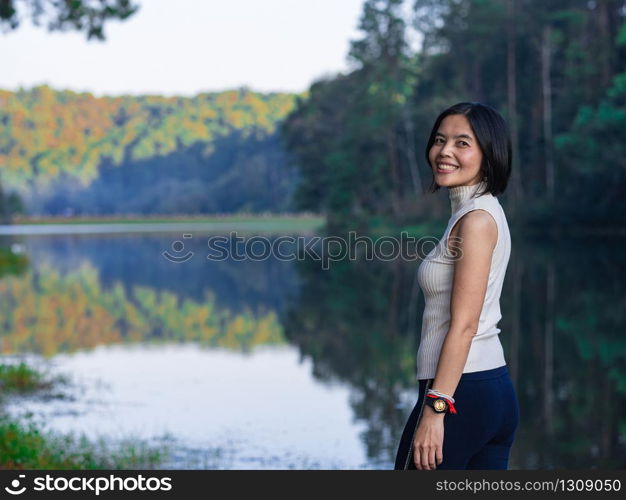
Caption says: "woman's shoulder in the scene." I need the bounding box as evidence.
[454,209,498,247]
[448,196,508,258]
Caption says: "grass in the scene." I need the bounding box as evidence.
[8,213,326,235]
[0,361,169,469]
[0,413,166,469]
[0,362,53,394]
[12,212,325,226]
[0,247,28,278]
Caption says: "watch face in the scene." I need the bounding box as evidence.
[433,399,448,412]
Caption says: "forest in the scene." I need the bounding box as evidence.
[1,0,625,232]
[0,86,300,216]
[282,0,626,231]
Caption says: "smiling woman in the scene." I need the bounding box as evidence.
[431,119,482,183]
[394,102,519,471]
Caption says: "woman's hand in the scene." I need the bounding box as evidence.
[412,407,445,470]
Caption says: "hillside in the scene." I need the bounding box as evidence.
[0,85,304,215]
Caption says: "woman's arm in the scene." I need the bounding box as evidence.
[413,209,498,470]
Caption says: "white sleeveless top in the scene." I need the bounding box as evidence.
[415,179,511,380]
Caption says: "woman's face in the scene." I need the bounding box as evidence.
[428,114,484,188]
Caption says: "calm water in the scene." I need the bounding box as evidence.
[0,225,624,469]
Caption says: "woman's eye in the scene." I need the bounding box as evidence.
[434,138,469,146]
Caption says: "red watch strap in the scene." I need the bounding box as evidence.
[426,394,458,414]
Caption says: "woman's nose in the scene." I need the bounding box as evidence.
[438,147,454,160]
[437,143,453,158]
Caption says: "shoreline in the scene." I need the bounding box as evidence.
[11,213,324,225]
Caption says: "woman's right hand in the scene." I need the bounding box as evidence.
[412,409,445,470]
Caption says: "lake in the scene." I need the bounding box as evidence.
[0,223,624,469]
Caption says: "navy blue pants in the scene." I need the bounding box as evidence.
[394,365,520,470]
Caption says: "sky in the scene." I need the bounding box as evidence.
[0,0,372,97]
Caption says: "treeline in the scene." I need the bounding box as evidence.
[282,0,626,230]
[2,1,625,226]
[0,85,300,216]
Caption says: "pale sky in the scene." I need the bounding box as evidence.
[0,0,373,97]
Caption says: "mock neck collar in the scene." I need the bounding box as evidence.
[448,179,489,214]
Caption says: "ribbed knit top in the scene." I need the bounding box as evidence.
[415,179,511,380]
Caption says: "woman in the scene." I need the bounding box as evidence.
[394,102,520,470]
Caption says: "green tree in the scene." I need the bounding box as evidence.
[0,173,24,223]
[0,0,139,40]
[348,0,418,217]
[283,0,418,227]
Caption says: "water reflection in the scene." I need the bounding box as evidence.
[282,229,626,469]
[1,228,625,469]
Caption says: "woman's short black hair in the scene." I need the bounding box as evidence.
[424,102,512,196]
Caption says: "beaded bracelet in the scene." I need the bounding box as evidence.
[427,389,455,404]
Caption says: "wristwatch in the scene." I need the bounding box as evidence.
[424,396,449,414]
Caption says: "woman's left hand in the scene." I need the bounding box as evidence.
[412,408,445,470]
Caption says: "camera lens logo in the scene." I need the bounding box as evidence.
[5,475,26,495]
[162,234,194,263]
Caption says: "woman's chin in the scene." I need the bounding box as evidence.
[435,174,457,185]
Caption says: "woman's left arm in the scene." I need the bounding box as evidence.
[431,209,497,406]
[412,209,497,470]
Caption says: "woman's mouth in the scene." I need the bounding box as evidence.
[437,163,459,174]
